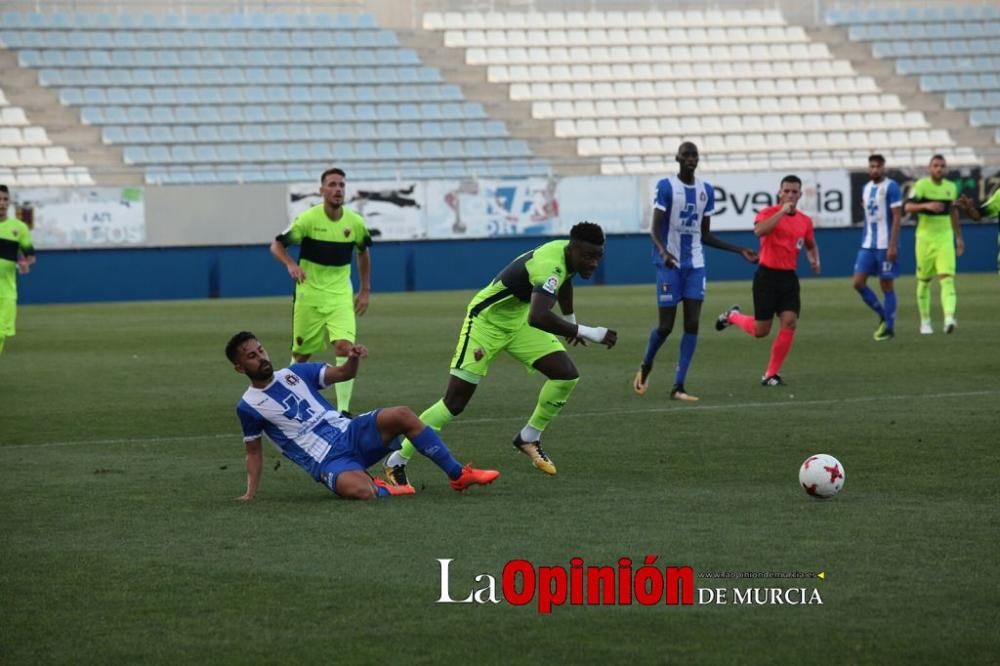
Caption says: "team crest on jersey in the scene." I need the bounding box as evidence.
[473,347,485,362]
[284,374,300,386]
[542,275,559,294]
[343,229,352,238]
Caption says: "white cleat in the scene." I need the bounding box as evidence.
[920,321,934,335]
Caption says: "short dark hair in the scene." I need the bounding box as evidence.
[320,168,346,185]
[868,154,886,165]
[780,175,802,188]
[930,154,946,163]
[225,331,257,363]
[570,221,605,245]
[0,184,8,194]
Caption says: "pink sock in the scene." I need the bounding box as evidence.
[766,328,795,377]
[729,311,757,336]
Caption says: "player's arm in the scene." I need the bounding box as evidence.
[355,248,371,316]
[887,204,902,263]
[950,204,964,257]
[754,203,792,237]
[321,345,369,384]
[528,292,616,348]
[17,248,36,274]
[805,237,821,274]
[701,216,758,263]
[649,208,677,267]
[904,185,945,214]
[237,438,263,501]
[956,194,982,221]
[556,280,585,346]
[271,221,306,282]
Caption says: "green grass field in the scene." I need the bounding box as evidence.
[2,275,998,664]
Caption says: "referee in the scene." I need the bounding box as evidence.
[715,175,821,385]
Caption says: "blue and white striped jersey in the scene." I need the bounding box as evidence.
[236,363,349,480]
[652,175,716,269]
[860,178,902,250]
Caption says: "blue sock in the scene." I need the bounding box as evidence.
[375,484,391,497]
[857,286,885,319]
[410,427,464,480]
[674,333,698,385]
[642,327,669,368]
[884,291,896,330]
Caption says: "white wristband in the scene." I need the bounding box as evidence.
[577,324,608,343]
[562,313,576,325]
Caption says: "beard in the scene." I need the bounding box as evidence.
[246,361,274,382]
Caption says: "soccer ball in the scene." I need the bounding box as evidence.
[799,454,845,499]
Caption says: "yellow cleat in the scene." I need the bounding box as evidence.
[670,384,699,401]
[632,367,649,395]
[512,434,557,475]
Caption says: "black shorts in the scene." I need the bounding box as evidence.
[753,266,800,321]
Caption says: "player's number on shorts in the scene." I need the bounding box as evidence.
[282,394,315,423]
[882,261,893,273]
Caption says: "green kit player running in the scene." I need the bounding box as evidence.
[271,168,372,416]
[384,222,617,482]
[904,155,965,335]
[0,185,36,357]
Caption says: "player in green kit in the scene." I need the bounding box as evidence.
[904,155,964,334]
[270,168,372,415]
[0,185,36,357]
[383,222,617,483]
[958,187,1000,271]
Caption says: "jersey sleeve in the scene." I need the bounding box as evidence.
[703,182,716,216]
[886,181,902,208]
[19,224,35,255]
[805,218,816,244]
[946,181,958,202]
[909,179,926,201]
[527,251,565,299]
[236,402,265,443]
[982,189,1000,218]
[354,216,373,251]
[276,213,306,246]
[288,362,328,390]
[653,178,673,214]
[754,205,776,224]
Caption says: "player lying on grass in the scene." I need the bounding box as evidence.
[225,331,499,501]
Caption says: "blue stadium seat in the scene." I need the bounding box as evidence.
[125,126,151,143]
[102,126,126,144]
[173,126,197,143]
[196,125,221,142]
[150,126,174,143]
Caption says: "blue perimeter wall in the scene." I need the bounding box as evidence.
[20,224,998,304]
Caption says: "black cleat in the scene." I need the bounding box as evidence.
[761,374,785,387]
[715,304,741,331]
[383,462,410,487]
[340,410,355,419]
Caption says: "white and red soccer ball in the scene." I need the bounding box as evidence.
[799,454,845,499]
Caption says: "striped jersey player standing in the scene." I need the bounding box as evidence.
[633,142,757,400]
[852,154,903,341]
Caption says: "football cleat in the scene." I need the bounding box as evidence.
[373,477,416,496]
[633,365,650,396]
[512,433,557,475]
[873,321,894,341]
[715,304,741,331]
[339,410,355,419]
[449,465,500,491]
[761,374,785,387]
[920,320,933,335]
[944,317,957,334]
[670,384,699,401]
[383,462,410,487]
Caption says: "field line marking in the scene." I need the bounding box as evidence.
[2,389,996,450]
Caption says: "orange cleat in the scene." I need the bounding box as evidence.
[450,465,500,491]
[373,477,416,496]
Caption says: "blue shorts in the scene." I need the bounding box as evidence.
[655,266,706,307]
[853,248,899,280]
[317,409,401,496]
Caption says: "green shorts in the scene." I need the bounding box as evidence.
[292,294,355,355]
[0,298,15,336]
[915,235,956,280]
[448,315,565,384]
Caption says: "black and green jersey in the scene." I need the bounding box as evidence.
[466,239,573,330]
[0,217,34,299]
[277,204,371,302]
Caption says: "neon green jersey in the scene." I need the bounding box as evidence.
[277,204,371,302]
[0,217,34,299]
[466,239,573,331]
[981,189,1000,219]
[910,177,957,238]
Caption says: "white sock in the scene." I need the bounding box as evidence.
[520,425,543,442]
[385,451,409,467]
